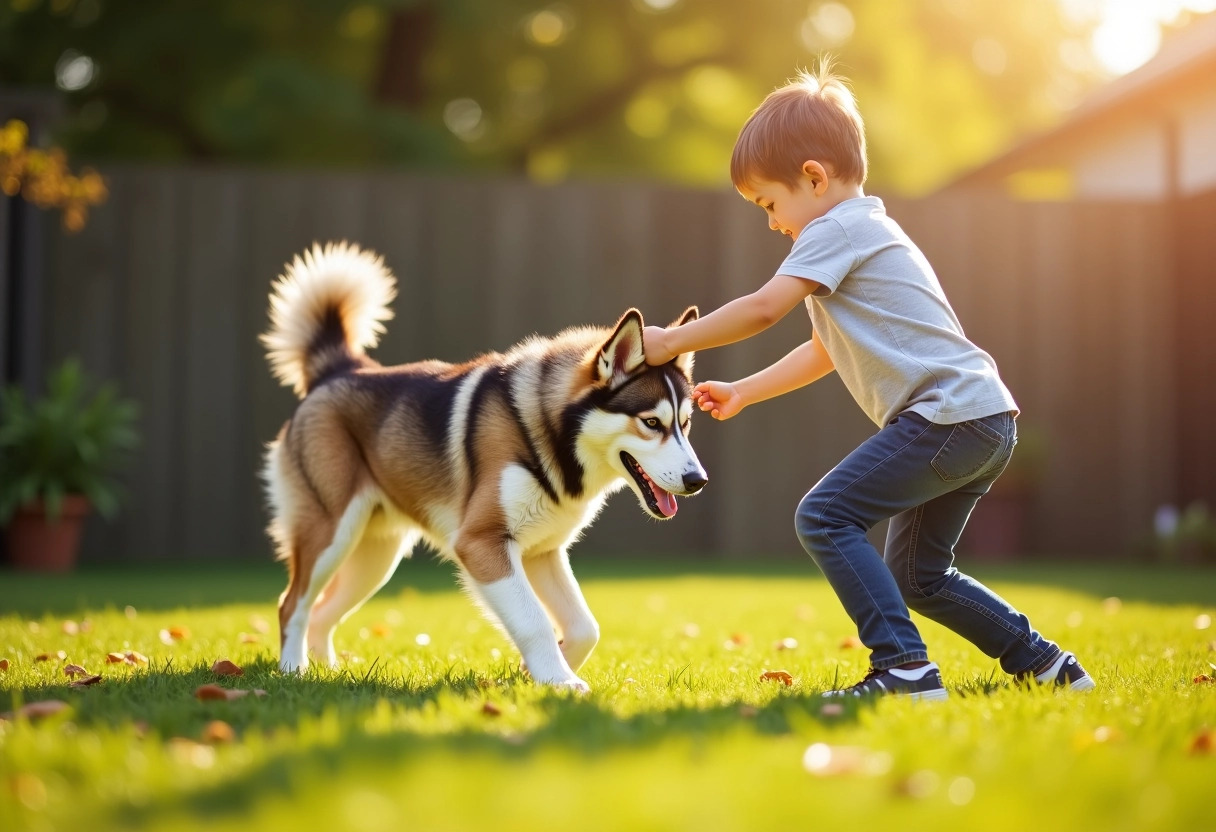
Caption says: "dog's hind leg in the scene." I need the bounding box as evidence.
[523,549,600,672]
[307,526,419,667]
[279,493,378,673]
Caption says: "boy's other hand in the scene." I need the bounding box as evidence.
[693,381,745,420]
[642,326,675,365]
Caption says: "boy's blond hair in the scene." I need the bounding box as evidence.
[730,64,867,190]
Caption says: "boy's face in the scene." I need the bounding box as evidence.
[737,167,829,240]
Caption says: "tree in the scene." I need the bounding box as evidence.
[0,0,1105,193]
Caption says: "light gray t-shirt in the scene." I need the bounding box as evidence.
[776,196,1017,427]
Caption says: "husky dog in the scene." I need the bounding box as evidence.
[260,242,707,691]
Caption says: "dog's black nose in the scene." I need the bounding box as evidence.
[682,471,708,494]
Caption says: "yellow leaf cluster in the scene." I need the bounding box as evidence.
[0,119,107,232]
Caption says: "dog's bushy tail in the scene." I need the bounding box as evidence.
[261,242,396,398]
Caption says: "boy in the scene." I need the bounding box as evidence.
[641,66,1093,699]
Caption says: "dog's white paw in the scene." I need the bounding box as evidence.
[557,677,591,694]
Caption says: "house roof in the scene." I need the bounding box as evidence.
[941,12,1216,190]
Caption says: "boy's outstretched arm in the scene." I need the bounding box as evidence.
[695,332,834,420]
[642,274,818,365]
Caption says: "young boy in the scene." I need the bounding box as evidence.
[641,66,1093,699]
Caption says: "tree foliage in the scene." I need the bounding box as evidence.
[0,0,1104,193]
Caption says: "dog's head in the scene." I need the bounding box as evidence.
[579,307,707,519]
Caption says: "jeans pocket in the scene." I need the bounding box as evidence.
[930,419,1004,482]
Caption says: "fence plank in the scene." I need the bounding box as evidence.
[30,168,1179,561]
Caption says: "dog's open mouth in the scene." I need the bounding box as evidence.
[620,452,678,518]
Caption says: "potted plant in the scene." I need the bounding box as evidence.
[0,360,138,571]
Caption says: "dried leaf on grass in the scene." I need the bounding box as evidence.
[105,650,149,666]
[35,651,67,662]
[760,670,794,686]
[238,633,261,644]
[63,664,89,678]
[210,659,243,676]
[803,743,892,777]
[1190,729,1213,755]
[839,636,864,649]
[0,700,71,722]
[193,684,267,702]
[0,658,9,671]
[69,674,103,687]
[201,720,235,743]
[1194,674,1214,684]
[481,702,502,716]
[159,626,191,644]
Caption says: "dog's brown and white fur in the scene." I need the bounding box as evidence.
[261,242,706,691]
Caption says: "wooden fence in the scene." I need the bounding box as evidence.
[29,167,1179,563]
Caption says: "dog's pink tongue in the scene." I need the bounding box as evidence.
[651,482,678,517]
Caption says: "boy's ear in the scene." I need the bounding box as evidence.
[595,308,646,387]
[669,306,698,378]
[801,160,830,194]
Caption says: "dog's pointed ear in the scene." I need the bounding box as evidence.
[595,308,646,386]
[669,305,698,378]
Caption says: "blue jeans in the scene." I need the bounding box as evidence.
[795,410,1059,675]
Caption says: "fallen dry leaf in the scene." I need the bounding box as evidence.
[35,651,67,662]
[371,623,392,637]
[1,700,71,721]
[481,702,502,716]
[729,633,751,645]
[194,684,266,702]
[211,659,244,676]
[160,627,190,644]
[1193,674,1213,684]
[1190,729,1213,755]
[69,674,103,687]
[803,743,891,777]
[194,684,244,701]
[839,636,864,649]
[760,670,794,686]
[774,637,799,651]
[105,652,128,664]
[63,664,89,678]
[0,658,10,671]
[125,651,149,666]
[201,720,235,743]
[238,632,261,644]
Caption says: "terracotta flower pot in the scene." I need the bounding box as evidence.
[5,495,91,572]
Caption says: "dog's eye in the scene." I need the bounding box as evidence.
[642,417,661,430]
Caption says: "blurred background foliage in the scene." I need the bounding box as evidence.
[0,0,1108,194]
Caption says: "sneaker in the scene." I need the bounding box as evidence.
[1028,651,1096,691]
[823,662,948,701]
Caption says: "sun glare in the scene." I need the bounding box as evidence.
[1086,0,1216,75]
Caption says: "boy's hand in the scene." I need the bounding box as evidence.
[693,381,745,420]
[642,326,676,365]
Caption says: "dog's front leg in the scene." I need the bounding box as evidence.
[457,533,588,692]
[523,549,599,672]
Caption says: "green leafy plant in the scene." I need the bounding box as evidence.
[0,359,138,524]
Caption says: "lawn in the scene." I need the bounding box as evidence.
[1,557,1214,832]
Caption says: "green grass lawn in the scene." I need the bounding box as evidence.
[1,557,1214,832]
